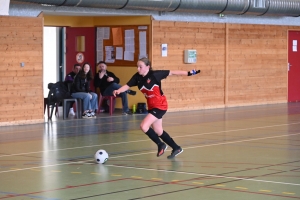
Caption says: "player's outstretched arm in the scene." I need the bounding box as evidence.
[113,84,130,97]
[169,69,200,76]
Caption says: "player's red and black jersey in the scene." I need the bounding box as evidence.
[127,70,170,110]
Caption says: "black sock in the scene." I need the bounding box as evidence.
[159,131,180,150]
[145,128,162,146]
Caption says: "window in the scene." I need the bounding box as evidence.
[76,36,85,52]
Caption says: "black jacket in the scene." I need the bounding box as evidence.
[72,75,91,93]
[94,70,120,95]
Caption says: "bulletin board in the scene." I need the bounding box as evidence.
[96,25,149,66]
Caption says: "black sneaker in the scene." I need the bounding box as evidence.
[127,90,136,96]
[167,147,183,159]
[122,110,133,115]
[88,110,96,118]
[82,112,92,119]
[157,143,167,157]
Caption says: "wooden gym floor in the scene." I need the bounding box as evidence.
[0,103,300,200]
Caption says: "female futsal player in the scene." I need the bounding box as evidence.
[113,58,200,159]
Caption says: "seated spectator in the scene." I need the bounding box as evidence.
[65,63,81,116]
[94,61,136,115]
[71,62,98,118]
[65,63,81,82]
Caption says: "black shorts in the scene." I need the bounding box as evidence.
[148,108,167,119]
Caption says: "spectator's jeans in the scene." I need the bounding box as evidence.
[103,83,129,112]
[71,92,98,112]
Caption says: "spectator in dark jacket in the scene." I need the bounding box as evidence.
[94,61,136,115]
[72,62,98,118]
[65,63,81,82]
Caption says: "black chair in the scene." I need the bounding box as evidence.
[47,82,82,120]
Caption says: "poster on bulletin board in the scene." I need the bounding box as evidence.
[96,26,149,66]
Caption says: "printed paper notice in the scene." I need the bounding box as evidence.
[162,44,167,57]
[97,27,104,39]
[124,51,134,61]
[125,29,135,53]
[105,46,115,63]
[116,47,123,60]
[139,31,147,59]
[97,39,103,51]
[103,27,110,40]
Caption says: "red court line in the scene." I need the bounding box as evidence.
[0,178,128,199]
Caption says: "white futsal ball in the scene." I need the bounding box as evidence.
[94,149,109,164]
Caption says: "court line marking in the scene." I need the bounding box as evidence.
[110,132,300,158]
[0,132,300,188]
[1,122,300,158]
[104,164,300,187]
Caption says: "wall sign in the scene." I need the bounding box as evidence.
[76,52,84,63]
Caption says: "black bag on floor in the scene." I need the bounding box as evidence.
[137,103,147,114]
[47,82,71,105]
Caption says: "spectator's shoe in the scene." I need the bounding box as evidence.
[88,110,96,118]
[122,110,133,115]
[69,108,75,116]
[82,112,92,119]
[167,147,183,159]
[157,143,167,157]
[127,90,136,96]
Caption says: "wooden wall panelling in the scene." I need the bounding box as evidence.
[152,20,226,111]
[226,24,295,106]
[153,20,299,110]
[0,16,43,125]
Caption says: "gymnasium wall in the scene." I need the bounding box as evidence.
[227,24,290,106]
[0,15,298,125]
[0,15,44,126]
[152,20,298,111]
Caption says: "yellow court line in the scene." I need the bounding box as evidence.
[193,182,204,185]
[235,187,248,190]
[151,178,162,180]
[111,174,122,176]
[131,176,142,178]
[282,192,295,195]
[215,184,225,187]
[90,173,101,175]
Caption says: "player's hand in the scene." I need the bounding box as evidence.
[188,69,201,76]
